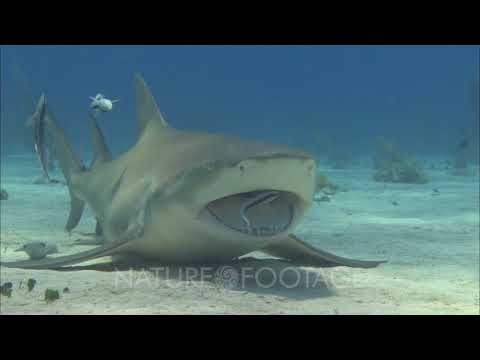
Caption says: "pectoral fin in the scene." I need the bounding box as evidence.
[0,237,130,270]
[262,234,387,268]
[95,219,103,236]
[66,188,85,232]
[108,178,154,240]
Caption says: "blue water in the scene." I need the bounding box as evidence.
[1,46,479,314]
[1,45,479,160]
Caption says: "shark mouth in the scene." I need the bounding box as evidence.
[204,190,295,237]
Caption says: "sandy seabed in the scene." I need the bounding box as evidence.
[1,155,479,315]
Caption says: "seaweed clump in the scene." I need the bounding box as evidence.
[451,138,474,176]
[0,189,8,200]
[314,171,338,195]
[44,289,60,304]
[27,278,37,292]
[372,137,428,184]
[1,282,13,297]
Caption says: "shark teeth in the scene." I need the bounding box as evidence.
[206,204,294,237]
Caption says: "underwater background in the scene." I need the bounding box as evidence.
[0,45,479,314]
[1,45,479,162]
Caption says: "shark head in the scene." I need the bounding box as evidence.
[141,133,317,259]
[193,156,316,240]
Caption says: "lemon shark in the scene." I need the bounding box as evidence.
[1,74,386,270]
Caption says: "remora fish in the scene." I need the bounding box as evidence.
[29,95,61,184]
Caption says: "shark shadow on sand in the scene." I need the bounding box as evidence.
[43,257,337,300]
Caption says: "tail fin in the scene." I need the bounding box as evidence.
[42,97,86,232]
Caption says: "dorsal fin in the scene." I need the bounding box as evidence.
[89,114,112,170]
[134,73,168,135]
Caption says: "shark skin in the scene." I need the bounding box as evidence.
[0,74,386,270]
